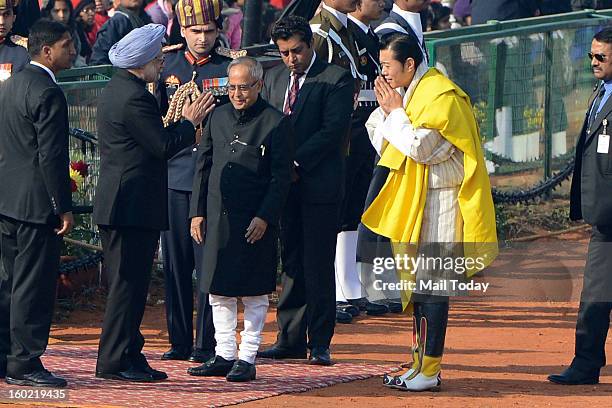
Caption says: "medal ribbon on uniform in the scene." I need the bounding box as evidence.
[185,50,211,66]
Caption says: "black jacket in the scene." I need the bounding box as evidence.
[93,69,195,230]
[190,97,293,296]
[90,8,151,65]
[0,64,71,225]
[570,83,612,227]
[262,57,354,204]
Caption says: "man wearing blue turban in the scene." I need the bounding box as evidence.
[93,23,216,382]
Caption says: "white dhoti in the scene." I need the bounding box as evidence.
[209,294,269,364]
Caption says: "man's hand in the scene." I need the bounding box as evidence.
[245,217,267,244]
[55,212,74,236]
[183,92,215,127]
[375,76,404,115]
[191,216,206,244]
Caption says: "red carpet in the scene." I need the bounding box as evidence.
[0,346,398,407]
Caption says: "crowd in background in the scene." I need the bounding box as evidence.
[8,0,612,68]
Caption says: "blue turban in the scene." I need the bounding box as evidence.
[108,24,166,69]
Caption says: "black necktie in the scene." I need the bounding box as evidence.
[368,27,378,44]
[589,87,606,129]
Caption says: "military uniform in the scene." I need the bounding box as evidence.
[0,35,29,82]
[0,0,32,382]
[343,16,379,232]
[335,16,384,308]
[310,5,365,82]
[309,7,386,315]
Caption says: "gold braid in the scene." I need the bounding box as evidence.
[163,71,202,127]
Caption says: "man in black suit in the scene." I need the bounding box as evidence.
[0,18,75,388]
[548,28,612,386]
[258,15,354,365]
[93,23,215,382]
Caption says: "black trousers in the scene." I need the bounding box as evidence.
[96,226,159,374]
[339,125,375,232]
[276,186,338,351]
[0,214,60,376]
[160,189,215,352]
[571,226,612,375]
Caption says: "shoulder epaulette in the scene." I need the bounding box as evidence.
[10,35,28,49]
[215,46,247,59]
[162,43,184,53]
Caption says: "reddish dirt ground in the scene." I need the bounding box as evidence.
[39,231,612,407]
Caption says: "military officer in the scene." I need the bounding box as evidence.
[0,0,29,379]
[0,0,28,82]
[334,0,392,323]
[309,0,388,322]
[158,0,237,364]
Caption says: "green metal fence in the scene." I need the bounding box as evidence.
[425,10,612,192]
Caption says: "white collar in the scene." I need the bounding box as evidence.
[402,62,430,107]
[348,14,370,34]
[322,4,348,28]
[391,3,424,43]
[30,61,57,83]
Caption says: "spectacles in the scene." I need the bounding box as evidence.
[589,52,607,62]
[227,81,258,93]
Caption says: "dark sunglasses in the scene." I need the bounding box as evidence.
[589,52,607,62]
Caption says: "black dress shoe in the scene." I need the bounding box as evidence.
[187,355,235,377]
[226,360,256,382]
[188,349,215,363]
[257,345,307,359]
[134,360,167,381]
[336,301,360,317]
[6,369,67,388]
[95,367,157,382]
[548,366,599,385]
[348,298,389,316]
[162,346,192,361]
[336,309,353,324]
[365,301,389,316]
[309,347,333,366]
[384,300,404,313]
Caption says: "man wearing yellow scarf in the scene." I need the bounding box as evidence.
[361,34,497,391]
